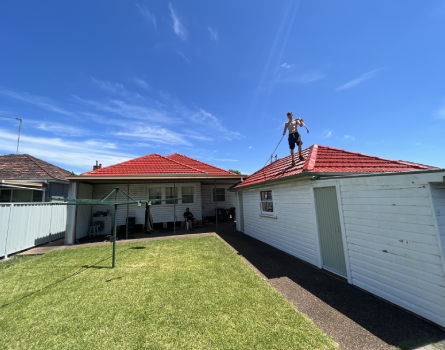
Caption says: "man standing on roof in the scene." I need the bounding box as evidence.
[283,111,309,166]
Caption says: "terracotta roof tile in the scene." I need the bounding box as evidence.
[0,154,72,180]
[166,153,236,175]
[234,145,438,189]
[81,153,236,176]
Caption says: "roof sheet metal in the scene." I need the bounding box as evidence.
[234,144,437,189]
[0,154,72,180]
[81,153,236,176]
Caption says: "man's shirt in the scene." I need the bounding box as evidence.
[184,211,194,219]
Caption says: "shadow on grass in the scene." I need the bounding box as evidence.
[0,245,145,310]
[218,227,445,349]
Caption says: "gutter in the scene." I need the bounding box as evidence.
[229,168,445,192]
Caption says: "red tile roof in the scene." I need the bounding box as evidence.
[81,153,236,176]
[234,145,438,189]
[0,154,72,180]
[166,153,237,175]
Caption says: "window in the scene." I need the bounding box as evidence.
[32,190,43,202]
[149,187,162,205]
[260,190,274,214]
[0,189,11,203]
[182,186,194,204]
[12,190,33,203]
[213,188,225,202]
[165,187,178,204]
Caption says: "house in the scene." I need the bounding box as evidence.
[230,144,445,327]
[0,154,72,203]
[63,153,246,243]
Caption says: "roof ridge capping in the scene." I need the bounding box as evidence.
[302,145,318,172]
[168,153,236,174]
[162,154,207,174]
[321,145,436,170]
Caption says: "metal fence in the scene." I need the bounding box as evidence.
[0,203,67,258]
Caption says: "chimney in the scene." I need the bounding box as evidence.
[93,160,99,170]
[99,163,102,169]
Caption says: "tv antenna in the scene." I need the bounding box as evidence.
[0,115,22,154]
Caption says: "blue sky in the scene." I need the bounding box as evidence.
[1,1,444,174]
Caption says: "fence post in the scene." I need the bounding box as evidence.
[4,204,13,259]
[48,203,54,242]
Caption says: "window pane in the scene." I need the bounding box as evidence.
[0,190,12,203]
[165,187,178,204]
[182,187,193,204]
[213,188,225,202]
[13,190,32,202]
[260,191,272,201]
[33,190,43,202]
[149,187,162,205]
[261,202,274,212]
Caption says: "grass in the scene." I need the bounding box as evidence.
[0,255,35,270]
[0,236,338,350]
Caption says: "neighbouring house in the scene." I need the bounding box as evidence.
[0,154,72,203]
[63,153,246,243]
[230,144,445,327]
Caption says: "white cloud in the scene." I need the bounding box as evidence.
[248,146,252,149]
[321,130,332,138]
[336,69,381,91]
[35,122,87,137]
[436,106,445,119]
[168,3,187,41]
[213,158,238,162]
[189,108,242,141]
[178,51,191,64]
[208,27,218,41]
[0,129,134,173]
[115,125,191,146]
[133,78,150,90]
[136,3,157,29]
[91,77,126,94]
[0,88,73,116]
[281,63,291,69]
[344,135,355,140]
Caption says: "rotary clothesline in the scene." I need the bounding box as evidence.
[52,187,184,268]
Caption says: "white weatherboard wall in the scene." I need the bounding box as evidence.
[75,183,93,239]
[238,172,445,327]
[89,183,202,233]
[431,183,445,272]
[335,175,445,327]
[201,184,237,217]
[241,179,319,266]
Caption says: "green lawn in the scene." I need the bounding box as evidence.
[0,236,337,349]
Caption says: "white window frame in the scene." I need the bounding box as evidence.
[259,189,276,217]
[212,187,226,203]
[146,183,196,206]
[148,186,162,205]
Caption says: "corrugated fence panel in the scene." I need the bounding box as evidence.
[0,204,12,257]
[431,184,445,252]
[1,203,67,257]
[339,177,445,327]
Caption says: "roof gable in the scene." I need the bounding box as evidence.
[0,154,72,180]
[234,145,437,189]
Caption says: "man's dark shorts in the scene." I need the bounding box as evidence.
[288,132,303,150]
